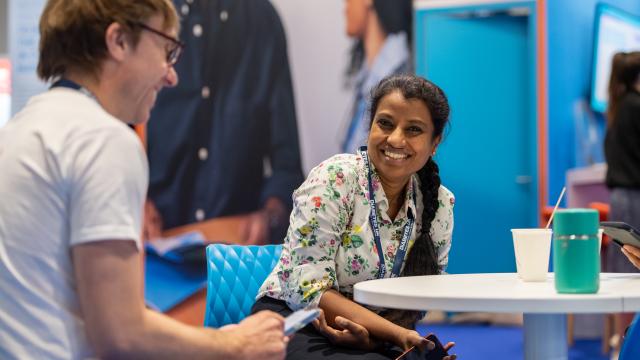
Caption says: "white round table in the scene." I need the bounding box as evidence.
[353,273,640,360]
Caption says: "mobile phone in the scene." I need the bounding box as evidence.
[284,308,320,336]
[394,333,449,360]
[600,221,640,248]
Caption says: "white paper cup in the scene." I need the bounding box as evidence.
[511,229,553,282]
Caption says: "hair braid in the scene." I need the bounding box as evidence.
[405,158,441,277]
[381,159,441,329]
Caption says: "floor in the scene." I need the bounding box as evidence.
[415,323,610,360]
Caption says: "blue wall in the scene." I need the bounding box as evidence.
[546,0,640,204]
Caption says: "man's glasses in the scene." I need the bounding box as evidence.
[132,22,185,65]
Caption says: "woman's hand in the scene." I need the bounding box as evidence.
[312,309,380,351]
[396,328,434,351]
[443,342,457,360]
[397,334,457,360]
[622,245,640,270]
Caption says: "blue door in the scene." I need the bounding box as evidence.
[415,7,538,273]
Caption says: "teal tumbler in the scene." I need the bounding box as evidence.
[553,209,600,294]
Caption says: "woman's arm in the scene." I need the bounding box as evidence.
[319,290,428,350]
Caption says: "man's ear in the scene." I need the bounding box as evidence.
[104,22,129,62]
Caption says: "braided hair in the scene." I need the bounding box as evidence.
[368,74,450,328]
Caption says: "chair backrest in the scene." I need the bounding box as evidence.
[619,313,640,360]
[203,244,282,328]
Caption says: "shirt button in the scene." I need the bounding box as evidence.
[195,209,205,222]
[193,24,203,37]
[220,10,229,22]
[201,86,210,99]
[198,147,208,161]
[181,4,189,16]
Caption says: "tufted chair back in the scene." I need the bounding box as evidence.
[203,244,282,328]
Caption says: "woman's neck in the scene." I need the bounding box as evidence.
[380,178,408,220]
[363,11,387,68]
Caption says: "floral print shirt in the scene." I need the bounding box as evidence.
[256,153,455,311]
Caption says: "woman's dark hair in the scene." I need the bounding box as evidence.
[607,51,640,126]
[346,0,413,81]
[368,74,450,328]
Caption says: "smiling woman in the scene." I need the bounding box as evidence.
[252,74,457,359]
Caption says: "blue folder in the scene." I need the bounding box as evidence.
[144,235,208,312]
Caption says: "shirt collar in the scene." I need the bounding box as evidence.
[356,32,410,98]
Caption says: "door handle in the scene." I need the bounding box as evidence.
[515,175,532,184]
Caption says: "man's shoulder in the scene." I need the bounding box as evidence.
[238,0,285,34]
[16,89,141,153]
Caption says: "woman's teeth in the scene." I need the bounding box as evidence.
[384,150,408,160]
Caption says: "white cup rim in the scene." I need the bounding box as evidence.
[511,228,553,233]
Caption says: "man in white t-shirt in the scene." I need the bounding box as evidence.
[0,1,286,359]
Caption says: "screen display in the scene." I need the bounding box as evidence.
[591,4,640,113]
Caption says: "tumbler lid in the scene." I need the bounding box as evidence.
[553,209,599,236]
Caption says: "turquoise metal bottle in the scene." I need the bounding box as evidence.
[553,209,600,294]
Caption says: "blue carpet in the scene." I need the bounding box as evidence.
[416,323,609,359]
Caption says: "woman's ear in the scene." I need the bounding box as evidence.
[431,135,442,156]
[104,22,129,62]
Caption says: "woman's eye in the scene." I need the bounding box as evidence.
[376,118,393,129]
[407,126,423,134]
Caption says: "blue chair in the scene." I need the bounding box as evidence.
[619,313,640,360]
[203,244,282,328]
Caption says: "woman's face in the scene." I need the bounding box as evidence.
[344,0,371,38]
[367,90,440,188]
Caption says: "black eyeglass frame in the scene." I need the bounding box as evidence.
[131,22,185,65]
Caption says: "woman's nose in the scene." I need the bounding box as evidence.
[387,127,406,147]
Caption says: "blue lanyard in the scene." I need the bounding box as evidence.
[50,79,96,101]
[359,146,415,279]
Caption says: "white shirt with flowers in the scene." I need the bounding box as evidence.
[257,153,454,312]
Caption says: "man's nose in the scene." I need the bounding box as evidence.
[165,66,179,87]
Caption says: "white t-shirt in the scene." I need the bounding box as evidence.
[0,88,147,359]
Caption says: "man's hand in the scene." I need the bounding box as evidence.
[243,209,270,245]
[219,310,287,360]
[312,309,380,351]
[243,198,287,245]
[143,199,163,241]
[622,245,640,270]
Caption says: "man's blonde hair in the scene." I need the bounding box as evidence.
[37,0,179,82]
